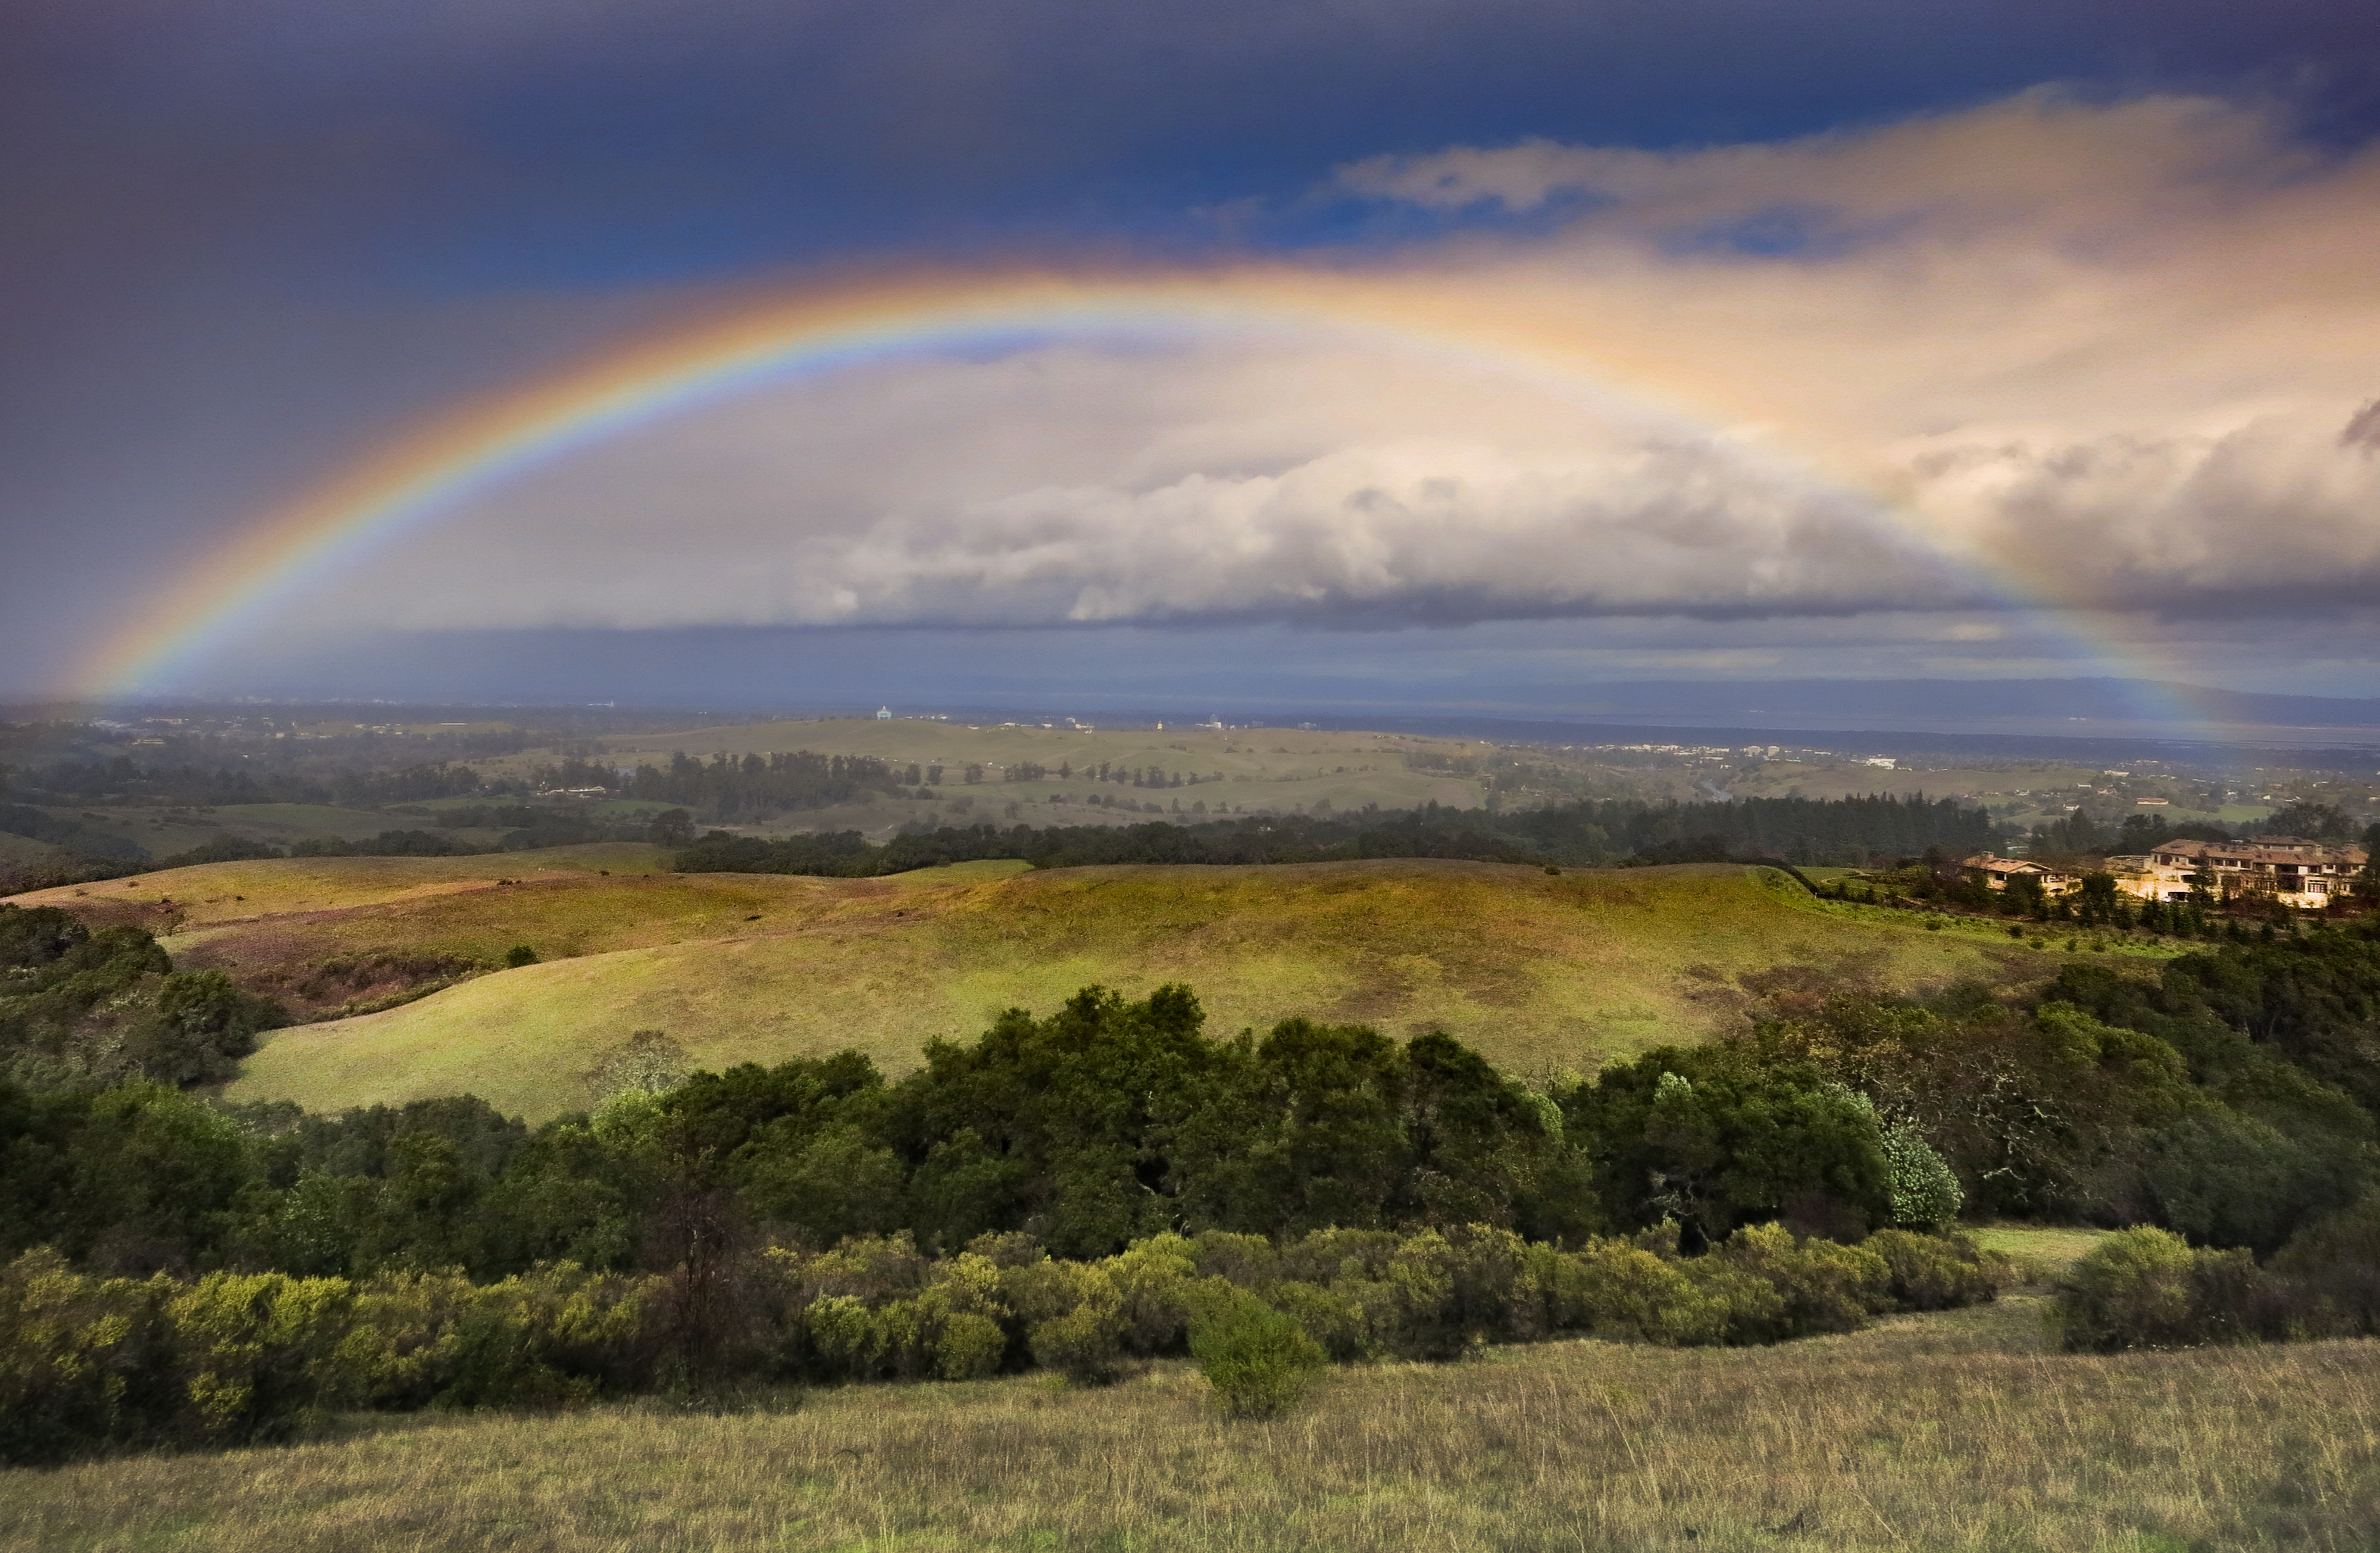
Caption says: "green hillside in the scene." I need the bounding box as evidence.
[220,860,2054,1120]
[10,842,673,935]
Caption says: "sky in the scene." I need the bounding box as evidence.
[4,1,2378,721]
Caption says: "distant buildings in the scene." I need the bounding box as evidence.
[2120,837,2367,907]
[1965,838,2365,908]
[1960,852,2074,895]
[875,706,892,720]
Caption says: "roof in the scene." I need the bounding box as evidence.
[1961,852,2063,876]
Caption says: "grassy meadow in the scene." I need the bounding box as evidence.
[7,1252,2373,1553]
[490,716,1493,830]
[12,843,673,936]
[173,857,2071,1121]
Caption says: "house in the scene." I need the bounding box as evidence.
[1960,852,2072,894]
[875,706,892,720]
[2121,836,2368,905]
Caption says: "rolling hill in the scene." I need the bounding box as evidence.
[14,853,2069,1121]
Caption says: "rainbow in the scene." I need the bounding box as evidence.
[80,263,2206,729]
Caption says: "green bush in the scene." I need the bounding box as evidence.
[0,1250,177,1464]
[1878,1120,1964,1229]
[1030,1301,1126,1386]
[166,1268,356,1444]
[1702,1223,1890,1342]
[2054,1227,2287,1352]
[1862,1230,2009,1311]
[1097,1233,1199,1354]
[802,1294,884,1379]
[336,1268,475,1410]
[1265,1279,1370,1360]
[434,1263,659,1408]
[934,1312,1007,1380]
[1543,1237,1731,1346]
[1189,1292,1327,1419]
[2271,1193,2380,1337]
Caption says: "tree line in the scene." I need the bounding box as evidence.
[4,756,489,810]
[674,793,1997,877]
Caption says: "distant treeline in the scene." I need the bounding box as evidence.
[2033,801,2373,859]
[3,757,489,810]
[530,752,909,821]
[0,802,148,864]
[1500,792,1996,864]
[675,793,1996,876]
[528,749,1227,823]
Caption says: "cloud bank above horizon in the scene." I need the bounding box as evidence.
[259,92,2380,652]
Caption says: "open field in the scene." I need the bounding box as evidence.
[177,858,2072,1120]
[486,716,1491,832]
[0,830,61,867]
[6,1269,2372,1552]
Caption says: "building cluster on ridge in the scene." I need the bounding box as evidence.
[1961,838,2369,909]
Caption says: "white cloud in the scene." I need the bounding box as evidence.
[280,89,2380,656]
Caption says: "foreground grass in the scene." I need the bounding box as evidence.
[215,861,2046,1120]
[7,1295,2373,1552]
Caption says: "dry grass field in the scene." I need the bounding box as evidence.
[176,860,2068,1120]
[5,1278,2372,1552]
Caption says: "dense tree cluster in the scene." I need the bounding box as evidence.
[0,905,281,1092]
[5,757,487,810]
[673,793,1997,877]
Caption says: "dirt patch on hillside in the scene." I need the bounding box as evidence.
[177,945,489,1024]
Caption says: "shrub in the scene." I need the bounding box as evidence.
[2057,1228,2197,1351]
[1878,1121,1964,1229]
[803,1294,883,1379]
[165,1268,356,1444]
[1030,1301,1126,1386]
[1703,1223,1890,1342]
[2271,1193,2380,1337]
[1862,1230,2008,1311]
[332,1268,476,1410]
[1189,1292,1327,1419]
[0,1249,177,1464]
[934,1312,1007,1380]
[1097,1233,1198,1354]
[436,1263,659,1408]
[1265,1279,1370,1361]
[2053,1227,2285,1351]
[1545,1238,1731,1346]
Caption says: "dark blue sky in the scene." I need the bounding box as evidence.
[4,1,2375,708]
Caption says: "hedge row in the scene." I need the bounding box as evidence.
[1,1221,2005,1463]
